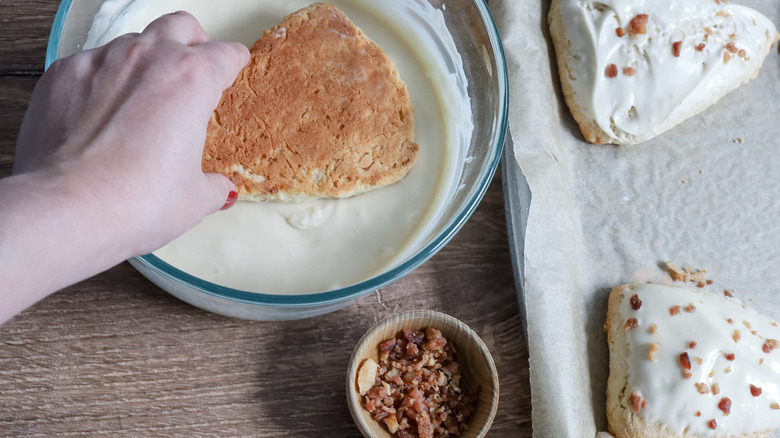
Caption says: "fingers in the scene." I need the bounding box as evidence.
[202,173,239,214]
[196,41,251,91]
[142,11,209,46]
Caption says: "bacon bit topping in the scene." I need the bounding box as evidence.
[772,403,780,410]
[673,41,683,57]
[683,370,692,379]
[751,385,762,397]
[726,42,738,53]
[696,357,703,365]
[688,341,697,349]
[630,392,647,412]
[649,324,658,334]
[706,280,714,285]
[724,290,734,298]
[685,304,696,313]
[629,14,649,36]
[725,366,732,374]
[704,27,714,36]
[616,27,626,37]
[670,306,681,316]
[605,64,618,78]
[648,343,660,361]
[724,353,735,361]
[696,411,702,417]
[772,322,777,327]
[630,294,642,310]
[625,318,639,330]
[709,419,718,430]
[719,398,732,415]
[712,383,721,395]
[764,339,779,353]
[696,383,710,394]
[697,282,706,288]
[727,318,734,324]
[623,67,635,76]
[743,321,752,329]
[752,330,758,336]
[679,352,692,370]
[733,330,741,343]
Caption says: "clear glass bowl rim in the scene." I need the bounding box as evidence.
[45,0,509,309]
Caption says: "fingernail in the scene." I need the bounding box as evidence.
[221,190,238,210]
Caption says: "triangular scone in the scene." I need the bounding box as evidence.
[548,0,779,145]
[606,284,780,437]
[203,3,418,202]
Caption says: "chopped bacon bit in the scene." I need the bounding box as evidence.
[712,383,721,395]
[724,290,734,298]
[751,385,762,397]
[688,341,697,349]
[704,27,714,36]
[743,321,752,329]
[696,43,706,51]
[685,304,696,313]
[697,282,706,288]
[673,41,683,57]
[670,306,681,316]
[630,294,642,310]
[616,27,626,37]
[648,343,660,361]
[629,392,647,412]
[623,66,635,76]
[772,322,777,327]
[706,280,713,285]
[764,340,777,353]
[696,383,710,394]
[696,357,703,365]
[724,353,735,361]
[679,352,692,370]
[625,318,639,330]
[726,42,738,53]
[752,331,758,336]
[738,49,747,58]
[605,64,618,78]
[719,397,732,415]
[709,419,718,430]
[629,14,649,36]
[683,370,692,379]
[725,366,732,374]
[649,324,658,334]
[727,318,734,324]
[772,403,780,410]
[696,411,702,417]
[733,330,741,343]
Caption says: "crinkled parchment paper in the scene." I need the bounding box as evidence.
[491,0,780,436]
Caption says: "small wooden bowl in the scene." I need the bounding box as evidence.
[346,310,499,438]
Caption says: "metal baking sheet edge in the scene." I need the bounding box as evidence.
[500,132,530,338]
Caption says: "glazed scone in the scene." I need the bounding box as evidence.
[548,0,779,145]
[203,3,418,202]
[606,283,780,437]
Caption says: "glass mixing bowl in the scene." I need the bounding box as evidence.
[47,0,508,320]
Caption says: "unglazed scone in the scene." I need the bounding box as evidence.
[203,3,418,202]
[606,283,780,437]
[548,0,779,145]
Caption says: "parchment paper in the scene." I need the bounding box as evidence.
[491,1,780,436]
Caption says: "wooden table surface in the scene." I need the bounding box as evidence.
[0,1,533,436]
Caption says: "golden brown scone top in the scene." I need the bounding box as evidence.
[203,3,418,202]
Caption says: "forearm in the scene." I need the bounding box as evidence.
[0,171,132,323]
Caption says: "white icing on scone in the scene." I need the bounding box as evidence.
[556,0,778,145]
[618,283,780,435]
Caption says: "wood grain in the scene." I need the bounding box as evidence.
[0,1,533,436]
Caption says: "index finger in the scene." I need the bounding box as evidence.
[195,41,251,93]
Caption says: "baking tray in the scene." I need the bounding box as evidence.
[500,133,530,333]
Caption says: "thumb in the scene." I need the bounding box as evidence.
[202,172,238,214]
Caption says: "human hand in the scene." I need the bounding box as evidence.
[13,11,249,256]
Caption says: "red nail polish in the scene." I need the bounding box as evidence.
[221,190,238,210]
